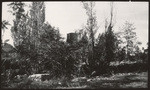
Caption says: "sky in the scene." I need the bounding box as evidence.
[2,1,149,48]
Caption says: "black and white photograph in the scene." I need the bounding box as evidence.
[1,1,148,89]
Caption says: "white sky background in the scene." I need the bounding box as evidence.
[2,1,149,48]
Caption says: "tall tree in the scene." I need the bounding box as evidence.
[8,2,36,74]
[82,1,99,72]
[30,2,45,49]
[8,2,46,74]
[8,2,25,32]
[8,2,26,46]
[105,2,117,64]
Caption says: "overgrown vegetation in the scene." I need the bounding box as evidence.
[1,1,148,89]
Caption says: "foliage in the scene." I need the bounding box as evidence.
[104,3,118,64]
[82,1,99,74]
[38,24,71,77]
[1,20,10,30]
[105,25,117,63]
[8,2,25,31]
[94,33,107,75]
[1,20,10,41]
[119,21,142,60]
[92,3,118,75]
[9,1,78,78]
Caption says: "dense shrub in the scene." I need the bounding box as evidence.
[110,62,148,74]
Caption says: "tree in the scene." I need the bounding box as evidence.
[8,2,25,32]
[82,1,99,74]
[74,29,89,76]
[8,1,76,77]
[105,2,117,64]
[8,2,46,74]
[120,21,141,61]
[37,22,65,75]
[7,1,32,74]
[8,2,26,46]
[30,2,45,49]
[143,42,148,63]
[93,3,118,75]
[94,33,107,75]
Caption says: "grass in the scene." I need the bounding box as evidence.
[56,72,148,89]
[86,72,148,88]
[2,72,148,89]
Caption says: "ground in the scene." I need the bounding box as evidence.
[57,72,148,89]
[5,71,147,89]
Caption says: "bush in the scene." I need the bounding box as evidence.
[110,62,148,74]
